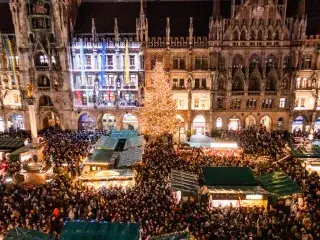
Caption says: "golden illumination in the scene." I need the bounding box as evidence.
[140,61,178,136]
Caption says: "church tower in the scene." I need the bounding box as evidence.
[9,0,76,129]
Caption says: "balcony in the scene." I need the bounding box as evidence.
[265,91,277,96]
[248,91,260,96]
[172,86,187,90]
[192,87,209,91]
[38,87,51,91]
[232,91,244,95]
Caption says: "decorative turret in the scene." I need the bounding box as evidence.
[212,0,220,19]
[189,17,193,47]
[166,17,170,46]
[114,18,119,43]
[91,18,96,42]
[136,0,148,43]
[297,0,306,18]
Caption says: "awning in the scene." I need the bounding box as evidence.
[118,147,143,168]
[170,170,199,194]
[4,227,53,240]
[203,185,269,195]
[60,221,140,240]
[123,136,143,149]
[202,167,258,186]
[257,171,302,198]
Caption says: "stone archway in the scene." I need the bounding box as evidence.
[260,115,272,131]
[7,112,24,130]
[192,115,206,135]
[228,115,241,130]
[122,113,138,130]
[78,113,96,130]
[102,113,117,130]
[42,111,60,129]
[244,115,256,129]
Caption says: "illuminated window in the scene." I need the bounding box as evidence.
[107,55,113,66]
[194,98,199,108]
[130,75,136,85]
[216,118,222,128]
[51,56,56,66]
[40,55,48,65]
[300,98,305,107]
[13,94,19,104]
[85,55,91,66]
[279,98,286,108]
[129,55,135,66]
[200,99,206,109]
[108,75,114,85]
[296,78,301,89]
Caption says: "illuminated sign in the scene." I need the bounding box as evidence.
[210,143,238,149]
[246,194,263,200]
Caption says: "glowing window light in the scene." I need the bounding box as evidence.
[210,143,238,149]
[246,194,263,200]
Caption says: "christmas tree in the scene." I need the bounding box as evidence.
[141,61,178,136]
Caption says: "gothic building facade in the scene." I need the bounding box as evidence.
[0,0,320,135]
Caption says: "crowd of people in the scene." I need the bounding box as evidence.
[0,128,319,239]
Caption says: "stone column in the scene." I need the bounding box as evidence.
[25,98,38,143]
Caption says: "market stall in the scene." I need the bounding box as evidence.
[201,167,269,208]
[258,171,302,207]
[170,170,200,203]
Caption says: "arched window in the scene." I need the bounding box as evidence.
[257,30,263,41]
[35,53,48,67]
[232,55,243,69]
[266,76,277,91]
[232,76,243,91]
[282,78,289,89]
[266,55,276,70]
[250,30,255,40]
[218,56,225,70]
[37,75,50,87]
[249,76,260,91]
[267,30,273,40]
[39,95,53,106]
[51,56,56,66]
[233,31,239,41]
[216,118,223,128]
[249,54,260,70]
[218,78,224,90]
[240,30,246,41]
[275,30,280,40]
[283,56,291,69]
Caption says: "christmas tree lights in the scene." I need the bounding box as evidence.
[141,61,178,136]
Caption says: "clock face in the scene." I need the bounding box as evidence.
[253,6,264,18]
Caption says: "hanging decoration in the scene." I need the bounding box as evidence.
[124,39,130,85]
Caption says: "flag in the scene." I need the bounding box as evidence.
[100,41,106,86]
[124,39,130,85]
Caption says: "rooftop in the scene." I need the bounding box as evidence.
[202,167,258,186]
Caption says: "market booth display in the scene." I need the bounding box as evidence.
[170,170,199,202]
[4,227,53,240]
[60,221,141,240]
[80,130,143,188]
[201,167,269,208]
[258,171,302,207]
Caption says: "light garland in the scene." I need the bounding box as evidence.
[140,61,178,136]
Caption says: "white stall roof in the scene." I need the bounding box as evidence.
[118,147,143,168]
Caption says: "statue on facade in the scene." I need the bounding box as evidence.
[26,83,35,98]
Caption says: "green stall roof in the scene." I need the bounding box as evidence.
[152,231,190,240]
[0,138,25,152]
[202,167,258,186]
[4,227,53,240]
[258,171,302,197]
[60,221,140,240]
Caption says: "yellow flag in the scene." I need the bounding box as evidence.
[8,40,18,85]
[125,39,130,85]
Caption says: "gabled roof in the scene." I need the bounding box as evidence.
[4,227,53,240]
[258,171,302,197]
[202,167,258,186]
[170,170,199,194]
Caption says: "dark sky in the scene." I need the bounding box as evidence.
[0,0,320,36]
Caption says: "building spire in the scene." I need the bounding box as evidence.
[91,18,96,41]
[213,0,220,18]
[114,18,119,42]
[140,0,145,19]
[297,0,305,18]
[166,17,170,45]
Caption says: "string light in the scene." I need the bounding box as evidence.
[140,61,178,136]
